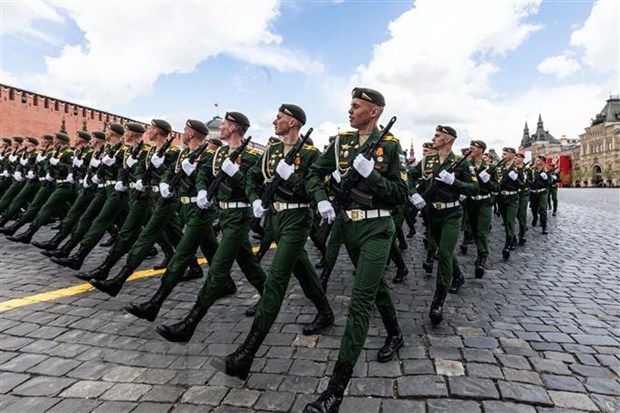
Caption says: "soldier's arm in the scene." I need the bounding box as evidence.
[245,155,265,203]
[285,147,319,194]
[306,142,337,204]
[226,150,257,190]
[407,161,422,195]
[195,151,214,192]
[364,141,408,203]
[454,160,479,196]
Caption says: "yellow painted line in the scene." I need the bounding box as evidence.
[0,243,275,313]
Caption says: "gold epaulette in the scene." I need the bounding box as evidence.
[383,134,398,143]
[339,131,356,136]
[302,144,319,152]
[246,147,260,156]
[169,146,180,152]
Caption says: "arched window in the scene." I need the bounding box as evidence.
[33,96,39,106]
[9,89,15,100]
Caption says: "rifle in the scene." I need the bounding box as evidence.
[315,117,397,247]
[136,137,174,198]
[421,148,473,202]
[122,140,145,186]
[207,135,252,203]
[261,129,313,212]
[159,142,209,204]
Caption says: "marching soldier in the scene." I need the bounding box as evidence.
[414,142,438,274]
[496,147,520,260]
[0,138,14,195]
[514,152,530,245]
[530,155,550,234]
[547,162,559,215]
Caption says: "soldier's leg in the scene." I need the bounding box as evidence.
[15,185,55,225]
[551,188,558,214]
[28,186,75,230]
[2,182,39,220]
[70,191,107,242]
[529,193,539,226]
[104,196,151,264]
[0,182,25,214]
[432,210,462,290]
[539,191,548,233]
[319,215,344,289]
[255,214,274,262]
[73,193,128,254]
[57,190,95,238]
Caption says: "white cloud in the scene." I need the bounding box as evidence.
[537,54,580,79]
[3,0,322,107]
[0,0,64,44]
[571,0,619,73]
[0,70,21,87]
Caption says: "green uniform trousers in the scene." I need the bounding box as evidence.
[197,208,265,308]
[517,190,529,235]
[498,194,519,238]
[104,191,152,264]
[0,181,25,214]
[29,184,75,230]
[422,205,437,252]
[160,204,219,290]
[253,208,327,335]
[78,188,129,253]
[336,216,397,365]
[548,187,558,213]
[0,177,11,197]
[465,198,492,257]
[257,213,274,255]
[429,206,462,289]
[2,180,40,219]
[57,188,95,239]
[125,196,183,270]
[69,189,106,241]
[530,190,548,227]
[16,184,55,226]
[325,215,344,270]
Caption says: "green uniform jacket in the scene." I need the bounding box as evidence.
[496,162,520,192]
[116,143,151,185]
[408,152,479,201]
[473,159,500,195]
[306,129,408,210]
[138,145,181,187]
[161,146,206,197]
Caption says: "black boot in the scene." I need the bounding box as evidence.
[75,255,116,281]
[32,232,65,250]
[314,256,326,269]
[0,221,22,236]
[304,361,354,413]
[42,239,77,258]
[181,259,203,281]
[475,256,487,279]
[449,265,465,294]
[303,296,335,335]
[406,227,416,238]
[518,229,526,245]
[377,314,404,362]
[153,250,172,270]
[509,236,517,251]
[422,250,434,274]
[0,215,8,228]
[429,286,448,325]
[7,225,37,243]
[319,266,332,293]
[245,298,260,317]
[146,246,158,258]
[89,265,133,296]
[255,243,270,263]
[211,325,267,380]
[156,301,209,342]
[124,284,172,322]
[50,246,89,270]
[532,216,538,227]
[99,234,117,248]
[541,225,548,235]
[392,266,408,284]
[501,237,511,261]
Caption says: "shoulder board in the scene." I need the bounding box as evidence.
[268,140,281,147]
[383,135,398,143]
[206,149,216,154]
[65,149,74,155]
[142,145,151,152]
[169,146,180,152]
[120,145,129,151]
[339,131,356,137]
[302,144,319,152]
[245,148,260,155]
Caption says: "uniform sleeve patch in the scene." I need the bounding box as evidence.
[399,154,407,167]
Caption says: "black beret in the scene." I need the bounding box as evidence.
[225,111,250,128]
[268,136,281,144]
[42,135,54,141]
[470,140,487,150]
[55,133,70,143]
[351,87,385,107]
[436,125,457,139]
[548,163,555,168]
[536,155,546,161]
[108,123,124,136]
[2,138,11,145]
[76,131,91,142]
[26,137,39,145]
[208,137,222,147]
[502,147,516,154]
[186,119,209,136]
[92,131,106,140]
[151,119,172,134]
[279,104,306,125]
[125,123,145,134]
[422,142,434,148]
[13,136,24,143]
[515,152,525,159]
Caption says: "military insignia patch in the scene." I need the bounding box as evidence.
[399,154,407,167]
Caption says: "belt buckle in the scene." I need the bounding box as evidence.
[219,201,226,209]
[350,209,362,221]
[274,201,282,212]
[181,196,189,204]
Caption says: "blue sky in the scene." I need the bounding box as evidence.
[1,0,618,153]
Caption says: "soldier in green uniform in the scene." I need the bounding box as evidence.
[464,140,498,279]
[514,152,530,245]
[211,105,335,379]
[302,88,407,413]
[8,131,93,243]
[496,147,520,260]
[50,123,135,270]
[547,163,559,215]
[155,111,272,342]
[412,142,438,274]
[0,138,14,196]
[120,120,221,321]
[529,155,550,234]
[409,126,479,323]
[0,137,27,215]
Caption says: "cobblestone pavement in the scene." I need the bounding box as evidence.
[1,188,619,413]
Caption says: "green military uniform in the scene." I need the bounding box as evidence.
[529,165,549,234]
[516,161,531,245]
[1,147,42,221]
[408,156,438,273]
[496,158,520,260]
[0,140,14,195]
[548,167,559,215]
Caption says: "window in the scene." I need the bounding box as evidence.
[98,112,102,121]
[64,103,69,114]
[33,96,38,106]
[9,89,15,100]
[44,98,49,109]
[54,101,59,111]
[83,108,87,117]
[73,106,78,116]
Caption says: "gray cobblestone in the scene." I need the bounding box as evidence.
[428,398,481,412]
[548,390,599,411]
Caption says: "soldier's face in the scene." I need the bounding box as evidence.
[535,158,544,168]
[470,145,483,157]
[432,131,452,150]
[348,98,376,129]
[273,112,293,136]
[219,120,233,140]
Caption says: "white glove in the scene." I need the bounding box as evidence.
[49,157,59,166]
[436,170,455,185]
[83,178,90,188]
[114,181,127,192]
[352,154,374,178]
[102,155,116,166]
[196,189,212,209]
[91,175,101,185]
[19,158,28,166]
[540,172,548,180]
[126,156,138,168]
[1,170,9,177]
[159,182,172,198]
[0,155,3,161]
[36,154,45,163]
[479,170,490,183]
[221,158,239,177]
[73,157,84,168]
[89,158,101,168]
[45,173,54,182]
[181,158,197,177]
[66,173,75,184]
[27,170,36,180]
[135,179,144,192]
[331,170,341,184]
[13,171,24,182]
[252,199,265,218]
[508,170,518,181]
[275,161,295,181]
[317,200,336,224]
[409,193,426,209]
[459,194,467,202]
[9,155,17,162]
[151,153,165,168]
[551,174,557,180]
